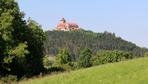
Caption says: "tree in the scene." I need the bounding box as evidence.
[44,30,147,59]
[55,48,72,65]
[78,48,92,68]
[25,19,46,75]
[0,0,29,77]
[0,0,45,78]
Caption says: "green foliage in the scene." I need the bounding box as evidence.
[0,0,28,77]
[78,48,92,68]
[3,43,29,71]
[55,48,72,65]
[43,55,53,69]
[54,48,74,71]
[44,30,148,58]
[8,43,29,59]
[59,64,74,71]
[91,50,133,65]
[144,52,148,57]
[25,19,46,75]
[19,58,148,84]
[0,0,148,82]
[0,0,45,79]
[0,75,17,83]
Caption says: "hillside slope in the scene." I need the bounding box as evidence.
[20,57,148,84]
[44,30,147,57]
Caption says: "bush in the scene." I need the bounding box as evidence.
[144,52,148,57]
[0,75,17,83]
[55,48,72,65]
[47,67,65,72]
[78,48,92,68]
[60,64,74,71]
[91,50,133,66]
[43,55,53,69]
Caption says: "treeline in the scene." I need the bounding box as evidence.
[44,48,148,74]
[46,48,133,70]
[44,30,148,57]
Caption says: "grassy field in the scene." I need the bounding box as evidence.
[19,57,148,84]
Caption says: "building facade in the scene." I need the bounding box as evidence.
[56,18,79,31]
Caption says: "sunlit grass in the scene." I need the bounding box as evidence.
[19,57,148,84]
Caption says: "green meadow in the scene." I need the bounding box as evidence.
[19,57,148,84]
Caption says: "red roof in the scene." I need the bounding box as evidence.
[67,22,78,27]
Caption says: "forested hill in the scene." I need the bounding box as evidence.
[44,30,147,57]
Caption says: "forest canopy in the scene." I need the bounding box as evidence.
[44,30,147,58]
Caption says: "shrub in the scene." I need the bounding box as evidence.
[144,52,148,57]
[55,48,72,65]
[43,55,54,69]
[78,48,92,68]
[91,50,133,66]
[0,75,17,83]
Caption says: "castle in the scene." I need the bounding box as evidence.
[56,18,79,31]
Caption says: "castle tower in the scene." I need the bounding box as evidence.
[56,18,68,31]
[60,18,66,24]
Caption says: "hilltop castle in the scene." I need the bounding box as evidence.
[56,18,79,31]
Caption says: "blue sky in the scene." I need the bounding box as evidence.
[18,0,148,48]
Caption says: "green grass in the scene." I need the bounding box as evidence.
[19,57,148,84]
